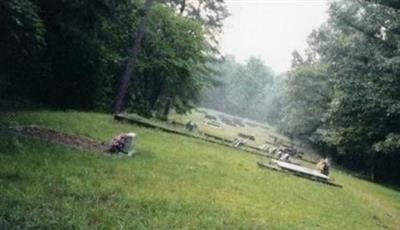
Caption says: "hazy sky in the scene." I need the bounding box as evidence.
[220,0,329,73]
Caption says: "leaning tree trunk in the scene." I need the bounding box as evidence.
[113,0,154,114]
[163,98,172,117]
[179,0,186,15]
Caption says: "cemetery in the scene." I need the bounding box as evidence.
[2,0,400,228]
[1,111,399,229]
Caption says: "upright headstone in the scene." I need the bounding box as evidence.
[121,133,137,156]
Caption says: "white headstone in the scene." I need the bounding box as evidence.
[122,133,136,156]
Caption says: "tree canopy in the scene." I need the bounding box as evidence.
[2,0,400,185]
[280,0,400,184]
[0,0,227,114]
[200,56,276,122]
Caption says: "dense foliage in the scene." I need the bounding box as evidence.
[0,0,227,114]
[200,56,280,122]
[281,0,400,184]
[2,0,399,185]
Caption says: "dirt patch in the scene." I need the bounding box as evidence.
[0,125,107,153]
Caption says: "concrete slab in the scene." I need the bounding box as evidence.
[271,159,329,180]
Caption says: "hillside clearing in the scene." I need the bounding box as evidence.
[1,111,400,229]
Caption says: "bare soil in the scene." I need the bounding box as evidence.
[0,125,107,153]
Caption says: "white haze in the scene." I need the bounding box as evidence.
[220,0,329,73]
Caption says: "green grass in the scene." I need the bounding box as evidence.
[1,111,400,229]
[168,109,290,146]
[125,109,284,147]
[137,108,320,161]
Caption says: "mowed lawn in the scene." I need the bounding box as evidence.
[168,109,291,147]
[1,111,400,229]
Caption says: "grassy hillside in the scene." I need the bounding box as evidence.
[1,111,400,229]
[167,108,320,161]
[168,108,291,147]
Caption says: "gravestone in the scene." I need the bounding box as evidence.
[204,114,218,121]
[258,143,269,152]
[109,133,137,156]
[232,137,248,148]
[186,120,198,132]
[205,120,223,129]
[122,133,137,156]
[238,133,255,141]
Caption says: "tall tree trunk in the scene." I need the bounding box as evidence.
[149,76,164,110]
[179,0,186,15]
[113,0,154,114]
[163,98,172,116]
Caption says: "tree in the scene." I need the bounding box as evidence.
[114,0,154,113]
[124,4,211,117]
[281,63,331,139]
[114,0,228,113]
[0,0,220,115]
[167,0,229,52]
[364,0,400,10]
[282,0,400,184]
[0,0,46,102]
[200,56,275,122]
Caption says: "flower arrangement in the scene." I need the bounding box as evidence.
[109,133,129,153]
